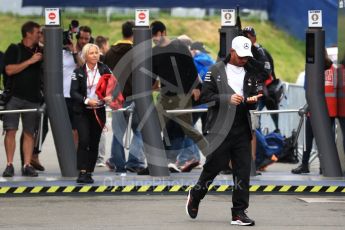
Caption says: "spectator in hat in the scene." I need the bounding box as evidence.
[242,26,279,132]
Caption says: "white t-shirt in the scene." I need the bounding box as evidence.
[85,63,101,100]
[62,50,77,98]
[225,63,245,96]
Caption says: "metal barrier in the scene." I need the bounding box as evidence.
[166,108,208,114]
[0,106,46,152]
[107,93,308,152]
[105,84,313,164]
[106,107,208,150]
[253,108,307,153]
[107,106,134,149]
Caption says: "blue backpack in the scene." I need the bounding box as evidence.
[255,129,284,166]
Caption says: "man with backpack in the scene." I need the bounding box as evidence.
[2,21,42,177]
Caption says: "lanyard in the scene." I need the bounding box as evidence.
[86,67,98,93]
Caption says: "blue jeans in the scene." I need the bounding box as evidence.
[177,137,200,166]
[177,111,201,165]
[109,102,145,172]
[165,137,200,165]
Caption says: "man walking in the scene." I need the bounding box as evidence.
[150,21,207,166]
[186,36,261,226]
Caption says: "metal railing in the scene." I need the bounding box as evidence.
[0,107,46,151]
[252,107,309,160]
[107,104,310,154]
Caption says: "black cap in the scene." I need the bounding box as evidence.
[190,41,209,53]
[242,26,256,37]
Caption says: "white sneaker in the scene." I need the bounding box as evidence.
[96,162,106,167]
[168,163,181,173]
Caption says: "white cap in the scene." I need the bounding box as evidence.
[231,36,253,57]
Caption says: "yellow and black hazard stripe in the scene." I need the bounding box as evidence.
[0,185,344,196]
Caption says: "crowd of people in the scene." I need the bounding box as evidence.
[0,20,286,173]
[1,16,342,227]
[0,20,216,179]
[0,18,268,225]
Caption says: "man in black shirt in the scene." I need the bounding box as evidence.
[150,21,207,165]
[2,21,42,177]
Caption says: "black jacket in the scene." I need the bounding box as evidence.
[70,62,112,113]
[201,58,259,136]
[152,39,201,96]
[247,43,272,82]
[104,41,133,99]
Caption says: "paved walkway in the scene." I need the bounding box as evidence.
[1,195,345,229]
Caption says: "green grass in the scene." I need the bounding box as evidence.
[0,13,305,83]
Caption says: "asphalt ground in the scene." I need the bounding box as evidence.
[0,194,345,229]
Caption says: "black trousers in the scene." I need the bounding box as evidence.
[339,118,345,155]
[191,124,252,215]
[75,107,105,172]
[302,116,335,166]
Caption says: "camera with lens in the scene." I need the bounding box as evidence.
[256,80,264,95]
[247,77,263,97]
[63,20,79,46]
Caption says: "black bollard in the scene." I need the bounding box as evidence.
[43,26,77,177]
[337,0,345,173]
[305,28,342,177]
[132,27,170,177]
[218,7,241,61]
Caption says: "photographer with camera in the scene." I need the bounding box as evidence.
[63,24,92,146]
[63,22,92,68]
